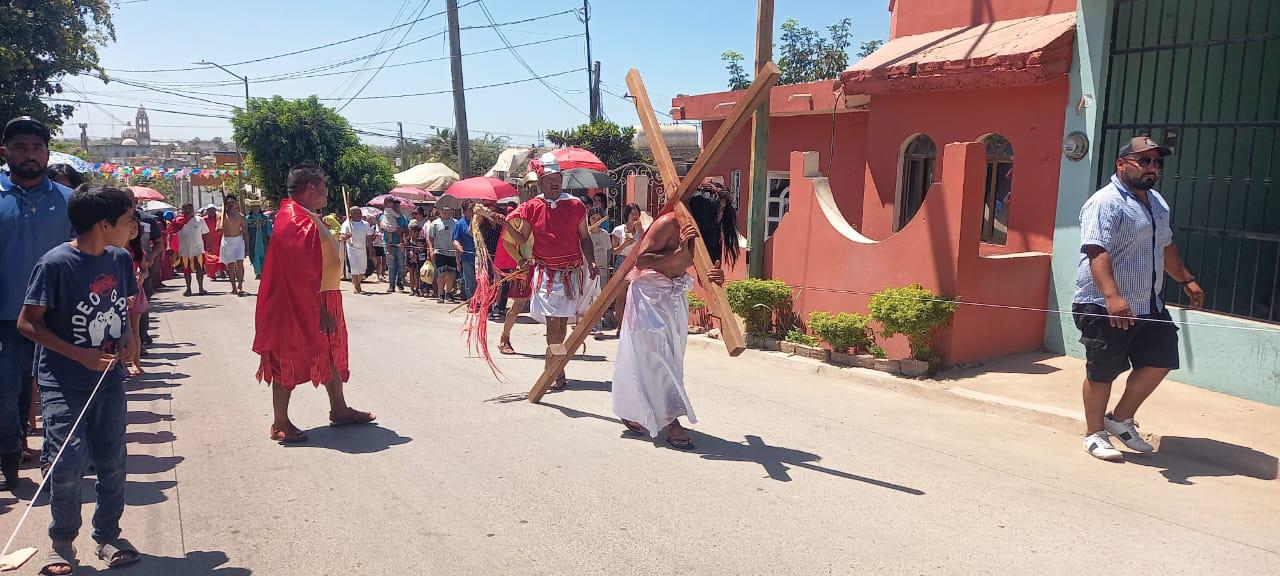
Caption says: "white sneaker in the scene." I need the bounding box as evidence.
[1104,413,1154,452]
[1084,431,1124,461]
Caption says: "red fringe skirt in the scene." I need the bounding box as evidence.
[256,290,350,389]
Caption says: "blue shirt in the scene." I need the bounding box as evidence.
[24,243,137,390]
[452,216,476,264]
[0,174,74,320]
[1073,174,1174,316]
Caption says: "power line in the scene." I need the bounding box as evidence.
[311,67,583,101]
[46,99,233,120]
[475,0,589,118]
[601,87,674,118]
[337,0,436,111]
[110,34,584,90]
[328,0,421,101]
[104,1,478,73]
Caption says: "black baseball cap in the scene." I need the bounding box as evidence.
[3,116,51,144]
[1118,135,1172,158]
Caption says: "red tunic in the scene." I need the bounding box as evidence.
[252,198,324,387]
[509,194,586,270]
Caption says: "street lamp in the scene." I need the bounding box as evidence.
[194,60,249,110]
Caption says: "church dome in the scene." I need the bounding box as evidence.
[120,138,139,146]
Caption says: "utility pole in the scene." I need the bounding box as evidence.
[446,0,471,177]
[397,121,406,169]
[195,59,249,172]
[78,123,89,153]
[584,0,598,122]
[746,0,774,278]
[592,61,602,121]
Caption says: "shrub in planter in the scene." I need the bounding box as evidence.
[867,283,957,363]
[808,311,873,354]
[726,279,793,335]
[687,291,711,328]
[784,328,818,347]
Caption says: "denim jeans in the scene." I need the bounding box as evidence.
[386,245,405,290]
[41,383,127,543]
[0,321,35,456]
[460,260,476,300]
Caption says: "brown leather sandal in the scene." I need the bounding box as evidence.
[498,341,516,355]
[269,425,308,443]
[329,409,376,427]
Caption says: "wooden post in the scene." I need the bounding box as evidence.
[527,63,779,404]
[746,0,774,278]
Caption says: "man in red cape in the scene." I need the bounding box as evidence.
[253,164,374,443]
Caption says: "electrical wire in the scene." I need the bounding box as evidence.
[104,1,479,73]
[336,0,435,111]
[328,0,419,100]
[311,67,583,101]
[474,0,589,118]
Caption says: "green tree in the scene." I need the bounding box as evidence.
[231,95,359,204]
[721,50,750,90]
[777,18,822,84]
[545,120,643,170]
[814,18,853,81]
[0,1,115,132]
[333,145,396,205]
[419,128,508,177]
[857,39,885,59]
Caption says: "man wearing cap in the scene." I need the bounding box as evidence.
[0,116,74,490]
[493,152,598,389]
[1074,135,1203,461]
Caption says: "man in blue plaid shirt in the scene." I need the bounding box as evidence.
[1073,135,1204,461]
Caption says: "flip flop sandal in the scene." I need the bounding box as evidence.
[498,342,516,355]
[96,538,141,569]
[329,409,376,427]
[548,376,568,391]
[622,420,649,436]
[269,426,308,443]
[39,543,75,575]
[665,436,695,450]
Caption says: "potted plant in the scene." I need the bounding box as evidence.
[808,311,874,367]
[726,279,793,349]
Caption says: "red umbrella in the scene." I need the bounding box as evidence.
[446,177,517,202]
[389,186,437,202]
[550,147,607,171]
[128,186,165,201]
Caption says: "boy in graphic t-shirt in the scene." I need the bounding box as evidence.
[17,185,143,573]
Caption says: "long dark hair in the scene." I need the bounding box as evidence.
[623,203,641,222]
[687,195,739,267]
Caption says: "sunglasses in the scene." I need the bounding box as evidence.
[1126,155,1165,168]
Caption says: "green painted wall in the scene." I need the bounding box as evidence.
[1046,0,1280,406]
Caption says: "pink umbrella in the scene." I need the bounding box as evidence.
[367,193,418,208]
[445,177,517,202]
[389,186,437,202]
[550,147,607,171]
[128,186,165,201]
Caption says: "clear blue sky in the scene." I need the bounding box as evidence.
[62,0,889,147]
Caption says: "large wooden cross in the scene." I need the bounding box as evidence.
[526,62,781,403]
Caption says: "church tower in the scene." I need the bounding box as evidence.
[135,105,151,146]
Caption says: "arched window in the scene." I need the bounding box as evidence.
[896,134,936,231]
[981,134,1014,245]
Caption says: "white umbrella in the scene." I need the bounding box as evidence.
[393,162,459,191]
[140,200,177,212]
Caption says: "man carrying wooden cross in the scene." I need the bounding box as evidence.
[492,152,599,390]
[612,182,739,449]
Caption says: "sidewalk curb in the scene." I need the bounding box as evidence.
[687,335,1273,479]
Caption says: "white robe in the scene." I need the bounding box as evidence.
[611,270,696,437]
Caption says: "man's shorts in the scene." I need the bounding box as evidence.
[373,246,386,258]
[433,253,457,273]
[1073,303,1179,384]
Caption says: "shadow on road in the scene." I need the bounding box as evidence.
[126,392,171,403]
[1126,436,1279,485]
[512,352,608,362]
[287,424,412,454]
[151,300,217,313]
[125,430,176,445]
[127,454,184,475]
[75,550,251,575]
[127,411,175,426]
[540,402,924,494]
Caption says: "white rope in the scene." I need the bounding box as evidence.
[788,285,1280,335]
[1,359,117,559]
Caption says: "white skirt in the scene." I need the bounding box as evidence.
[611,271,696,437]
[529,264,600,324]
[345,244,368,277]
[219,235,245,263]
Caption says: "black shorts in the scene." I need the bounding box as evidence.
[374,246,386,257]
[433,253,457,272]
[1073,303,1179,383]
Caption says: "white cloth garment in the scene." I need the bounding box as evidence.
[345,244,368,278]
[529,264,599,323]
[177,217,209,258]
[219,235,245,263]
[611,270,696,437]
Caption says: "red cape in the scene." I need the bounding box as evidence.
[252,197,324,362]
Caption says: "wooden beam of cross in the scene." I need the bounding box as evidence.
[527,62,781,404]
